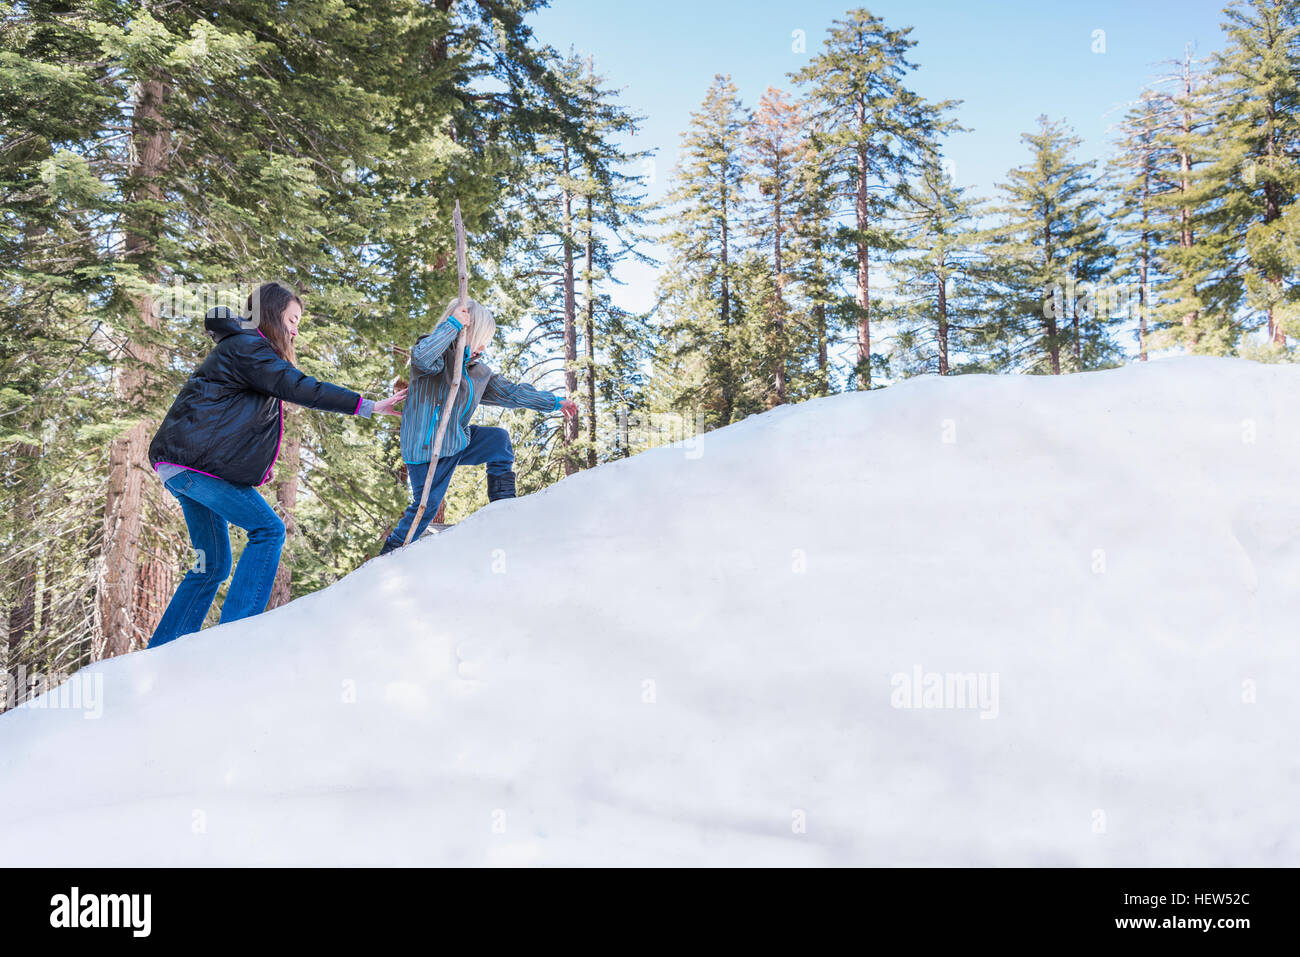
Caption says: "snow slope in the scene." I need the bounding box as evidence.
[2,357,1297,866]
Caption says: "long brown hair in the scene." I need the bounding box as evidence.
[247,281,300,363]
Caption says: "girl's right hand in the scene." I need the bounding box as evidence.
[452,304,472,327]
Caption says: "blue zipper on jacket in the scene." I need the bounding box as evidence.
[460,371,475,436]
[422,369,475,460]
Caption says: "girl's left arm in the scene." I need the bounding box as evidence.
[235,336,389,416]
[481,373,562,413]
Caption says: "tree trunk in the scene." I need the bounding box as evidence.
[815,301,828,395]
[268,410,300,610]
[98,419,156,657]
[1139,163,1150,362]
[1072,270,1082,367]
[857,155,868,387]
[133,523,174,636]
[6,443,40,702]
[719,159,733,424]
[1179,48,1199,348]
[1138,247,1150,363]
[1262,103,1285,347]
[7,567,36,667]
[430,0,454,61]
[855,102,871,389]
[1,610,11,712]
[773,178,787,404]
[813,232,829,395]
[96,76,170,659]
[1266,278,1285,346]
[583,196,598,469]
[1044,216,1060,375]
[561,146,579,475]
[936,268,949,375]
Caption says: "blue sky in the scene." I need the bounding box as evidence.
[529,0,1232,316]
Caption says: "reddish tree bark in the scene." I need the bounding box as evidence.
[268,409,300,610]
[97,77,170,658]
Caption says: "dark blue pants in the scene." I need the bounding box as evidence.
[148,469,286,648]
[385,425,513,549]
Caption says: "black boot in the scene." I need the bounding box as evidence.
[487,470,516,502]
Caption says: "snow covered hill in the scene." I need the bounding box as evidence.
[2,357,1298,866]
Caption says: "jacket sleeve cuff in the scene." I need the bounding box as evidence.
[447,315,463,330]
[355,397,375,418]
[551,393,561,412]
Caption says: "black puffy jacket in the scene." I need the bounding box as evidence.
[148,309,362,487]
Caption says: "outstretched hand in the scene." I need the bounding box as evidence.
[374,388,407,417]
[559,399,578,419]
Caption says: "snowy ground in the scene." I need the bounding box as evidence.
[2,356,1297,866]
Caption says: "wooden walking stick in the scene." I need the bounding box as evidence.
[404,200,470,546]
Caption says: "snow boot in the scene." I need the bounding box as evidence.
[487,470,516,503]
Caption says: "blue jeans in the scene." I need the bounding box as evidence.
[148,470,286,649]
[385,425,513,549]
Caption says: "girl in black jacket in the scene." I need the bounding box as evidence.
[146,282,405,649]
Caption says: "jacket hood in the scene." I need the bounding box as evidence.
[205,306,251,342]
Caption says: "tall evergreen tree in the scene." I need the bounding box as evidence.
[491,48,654,481]
[791,8,959,388]
[1147,49,1230,352]
[1205,0,1300,350]
[744,86,804,405]
[788,115,846,396]
[1110,88,1178,361]
[1,0,126,686]
[570,57,657,468]
[889,161,987,376]
[984,116,1119,374]
[656,74,751,428]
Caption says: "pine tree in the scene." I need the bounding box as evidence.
[984,116,1119,374]
[487,48,654,482]
[744,86,804,405]
[791,8,959,388]
[571,57,657,468]
[656,74,751,428]
[1143,48,1236,353]
[889,161,987,376]
[1205,0,1300,351]
[788,116,844,396]
[0,0,125,691]
[1110,88,1176,361]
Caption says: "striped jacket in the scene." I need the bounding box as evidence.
[399,313,561,465]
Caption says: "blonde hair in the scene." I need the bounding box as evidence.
[443,296,496,355]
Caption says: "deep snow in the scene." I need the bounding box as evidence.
[1,356,1297,866]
